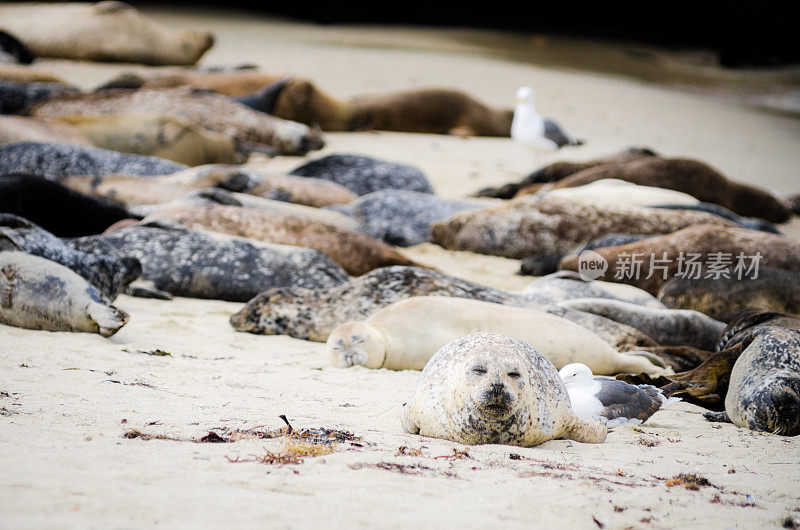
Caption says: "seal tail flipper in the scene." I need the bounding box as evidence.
[565,416,606,443]
[88,303,129,337]
[703,411,732,423]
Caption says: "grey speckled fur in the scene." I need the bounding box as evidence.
[328,189,486,246]
[0,142,186,180]
[0,214,140,301]
[0,81,77,114]
[400,333,607,446]
[290,153,433,196]
[65,223,348,302]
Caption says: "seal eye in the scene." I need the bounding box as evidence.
[472,366,487,375]
[508,371,521,379]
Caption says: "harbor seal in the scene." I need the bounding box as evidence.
[327,296,667,375]
[658,267,800,319]
[142,202,418,276]
[0,251,129,336]
[0,174,137,236]
[27,87,324,157]
[0,80,78,115]
[0,2,213,66]
[0,214,140,301]
[559,224,800,295]
[541,179,699,208]
[559,298,726,351]
[518,233,651,277]
[65,222,349,302]
[400,333,607,446]
[0,142,186,180]
[290,153,433,196]
[524,157,791,223]
[0,115,92,146]
[431,195,736,260]
[327,189,489,246]
[521,271,664,309]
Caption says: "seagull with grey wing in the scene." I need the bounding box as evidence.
[559,363,679,428]
[511,87,583,165]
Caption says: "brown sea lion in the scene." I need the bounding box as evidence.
[560,224,800,296]
[431,196,737,260]
[0,115,91,146]
[26,87,323,156]
[518,157,790,223]
[143,202,417,276]
[0,2,213,66]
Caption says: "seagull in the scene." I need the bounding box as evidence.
[559,362,679,428]
[511,87,583,156]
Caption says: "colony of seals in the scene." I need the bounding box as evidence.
[400,333,607,446]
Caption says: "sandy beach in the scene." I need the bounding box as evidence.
[2,7,800,529]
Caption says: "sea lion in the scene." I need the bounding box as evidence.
[0,142,186,180]
[54,114,240,165]
[473,147,658,199]
[0,115,91,146]
[142,202,417,276]
[0,174,138,236]
[65,222,349,302]
[520,157,790,223]
[0,30,34,64]
[0,2,213,66]
[328,189,489,246]
[0,63,66,84]
[0,80,78,115]
[27,87,324,156]
[400,333,607,446]
[658,267,800,319]
[431,195,736,260]
[559,298,726,351]
[230,265,657,350]
[290,153,433,196]
[543,179,699,208]
[0,214,140,301]
[559,224,800,295]
[521,271,664,309]
[0,251,128,336]
[327,296,667,375]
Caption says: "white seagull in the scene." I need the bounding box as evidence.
[559,362,679,428]
[511,87,583,155]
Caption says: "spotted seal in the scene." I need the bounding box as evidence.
[0,251,128,336]
[65,222,349,302]
[327,296,668,375]
[400,333,607,446]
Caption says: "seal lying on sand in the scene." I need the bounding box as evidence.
[473,147,658,199]
[290,153,433,195]
[559,224,800,295]
[519,233,650,277]
[0,142,186,179]
[519,157,791,223]
[0,214,140,301]
[0,81,78,115]
[27,87,324,156]
[0,115,91,146]
[0,251,129,336]
[658,267,800,319]
[560,298,726,351]
[328,190,489,246]
[65,222,348,302]
[143,202,417,276]
[431,195,736,259]
[401,333,607,446]
[521,271,664,309]
[542,179,699,208]
[0,2,213,66]
[327,296,667,375]
[0,174,137,236]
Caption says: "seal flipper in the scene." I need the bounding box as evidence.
[703,411,732,423]
[564,416,606,443]
[87,302,129,337]
[125,279,173,300]
[236,76,292,114]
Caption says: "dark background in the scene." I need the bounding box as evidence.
[140,0,798,67]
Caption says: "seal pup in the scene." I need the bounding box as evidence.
[0,115,91,146]
[0,142,186,180]
[327,296,668,375]
[27,87,324,156]
[142,201,418,276]
[290,153,433,196]
[0,251,129,336]
[559,363,678,428]
[522,271,664,309]
[559,224,800,295]
[658,267,800,320]
[0,80,78,115]
[0,30,34,64]
[0,214,140,301]
[0,2,213,66]
[525,157,791,223]
[431,195,736,260]
[65,222,349,302]
[327,189,489,246]
[400,333,607,446]
[559,298,726,351]
[0,174,137,236]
